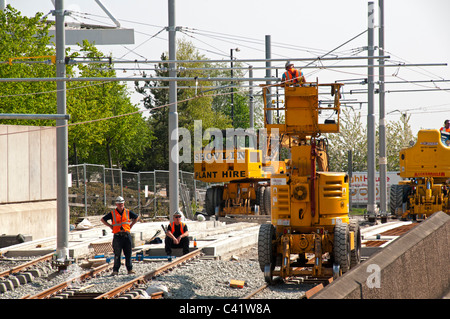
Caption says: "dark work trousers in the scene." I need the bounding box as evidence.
[164,236,190,255]
[112,232,133,272]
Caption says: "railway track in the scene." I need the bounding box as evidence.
[20,249,204,299]
[241,274,334,299]
[0,218,421,300]
[0,252,54,278]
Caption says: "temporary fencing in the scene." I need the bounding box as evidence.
[68,164,209,220]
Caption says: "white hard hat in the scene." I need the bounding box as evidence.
[173,210,182,216]
[115,196,125,204]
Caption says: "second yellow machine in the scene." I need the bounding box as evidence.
[258,81,361,283]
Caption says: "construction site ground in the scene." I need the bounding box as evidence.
[1,212,449,299]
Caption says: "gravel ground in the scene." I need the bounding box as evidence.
[145,245,310,299]
[0,242,315,300]
[0,245,312,299]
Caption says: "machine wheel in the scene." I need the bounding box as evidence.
[263,187,271,215]
[333,222,351,273]
[214,187,223,219]
[205,188,215,216]
[389,184,403,217]
[258,186,266,215]
[258,224,276,275]
[349,219,361,268]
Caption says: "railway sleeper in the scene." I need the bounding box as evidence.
[0,268,44,293]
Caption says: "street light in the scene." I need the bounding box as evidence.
[230,48,240,127]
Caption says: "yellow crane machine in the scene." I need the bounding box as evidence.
[390,129,450,219]
[194,125,285,218]
[257,81,361,283]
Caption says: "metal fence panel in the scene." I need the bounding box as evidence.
[68,164,208,223]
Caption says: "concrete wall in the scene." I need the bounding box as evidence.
[312,211,450,299]
[0,125,56,203]
[0,125,57,240]
[0,201,57,240]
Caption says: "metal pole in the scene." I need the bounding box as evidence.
[378,0,387,221]
[230,49,234,127]
[55,0,69,261]
[265,35,272,125]
[103,165,106,207]
[70,55,391,65]
[0,114,70,120]
[367,2,377,221]
[249,65,254,129]
[348,150,353,210]
[168,0,179,220]
[83,163,87,216]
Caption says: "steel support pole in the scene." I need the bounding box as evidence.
[55,0,69,260]
[249,66,254,129]
[378,0,388,221]
[168,0,179,220]
[265,35,272,125]
[0,114,70,120]
[230,49,234,127]
[367,2,377,220]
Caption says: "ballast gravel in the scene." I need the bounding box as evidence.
[145,246,309,299]
[0,246,311,299]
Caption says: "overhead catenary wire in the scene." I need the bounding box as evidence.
[3,7,449,137]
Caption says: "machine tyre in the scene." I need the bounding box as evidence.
[263,187,271,215]
[349,219,361,268]
[334,222,351,273]
[214,187,223,219]
[258,186,266,215]
[258,224,276,273]
[389,184,403,217]
[205,188,215,216]
[214,187,223,210]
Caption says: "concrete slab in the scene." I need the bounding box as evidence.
[2,219,258,260]
[142,224,260,258]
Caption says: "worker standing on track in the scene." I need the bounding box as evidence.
[282,61,306,86]
[165,211,190,258]
[101,196,140,276]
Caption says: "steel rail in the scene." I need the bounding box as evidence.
[23,262,112,299]
[0,253,54,278]
[240,283,268,299]
[94,248,204,299]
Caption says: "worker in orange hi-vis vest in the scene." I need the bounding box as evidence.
[165,211,190,258]
[440,119,450,145]
[282,61,306,86]
[101,196,140,276]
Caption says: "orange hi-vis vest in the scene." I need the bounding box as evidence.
[170,222,185,235]
[111,208,131,233]
[283,69,301,84]
[440,127,450,133]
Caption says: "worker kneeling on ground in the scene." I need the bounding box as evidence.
[101,196,139,276]
[165,211,190,257]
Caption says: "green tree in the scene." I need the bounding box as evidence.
[0,5,57,126]
[384,114,415,171]
[326,108,367,172]
[0,5,151,170]
[135,39,231,171]
[326,109,415,172]
[67,40,152,170]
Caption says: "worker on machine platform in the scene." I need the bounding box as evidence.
[282,61,306,86]
[440,119,450,146]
